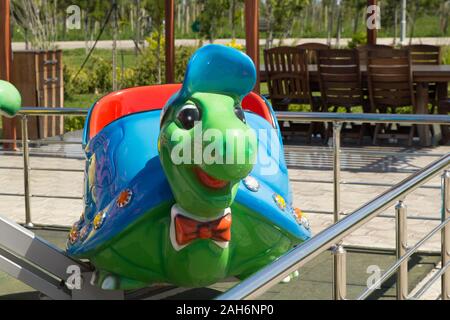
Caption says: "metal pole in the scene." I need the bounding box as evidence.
[442,171,450,300]
[395,200,408,300]
[332,121,346,300]
[112,0,118,91]
[333,122,342,223]
[400,0,407,45]
[332,244,347,300]
[21,115,32,228]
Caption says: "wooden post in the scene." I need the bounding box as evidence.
[245,0,260,93]
[367,0,377,45]
[0,0,16,150]
[165,0,175,83]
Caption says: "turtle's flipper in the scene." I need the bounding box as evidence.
[0,80,21,117]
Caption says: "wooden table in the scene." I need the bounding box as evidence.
[260,65,450,146]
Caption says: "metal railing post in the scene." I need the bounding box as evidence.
[395,200,408,300]
[442,171,450,300]
[21,115,33,228]
[332,244,347,300]
[333,122,342,222]
[332,122,346,300]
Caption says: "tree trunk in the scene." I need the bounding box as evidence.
[353,8,360,34]
[230,0,236,39]
[134,0,141,55]
[184,0,190,35]
[84,11,90,54]
[265,1,273,49]
[156,29,162,84]
[335,4,342,48]
[326,4,333,46]
[409,7,416,45]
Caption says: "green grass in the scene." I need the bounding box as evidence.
[64,93,103,109]
[64,48,138,70]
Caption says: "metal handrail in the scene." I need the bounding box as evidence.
[18,107,88,116]
[276,111,450,125]
[14,107,450,124]
[217,154,450,300]
[357,216,450,299]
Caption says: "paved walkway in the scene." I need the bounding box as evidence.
[11,37,450,51]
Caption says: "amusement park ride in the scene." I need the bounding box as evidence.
[0,45,311,299]
[0,0,383,300]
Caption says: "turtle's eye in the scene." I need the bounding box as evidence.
[234,106,246,123]
[176,104,201,130]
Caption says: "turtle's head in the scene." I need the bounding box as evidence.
[0,80,21,117]
[158,45,257,218]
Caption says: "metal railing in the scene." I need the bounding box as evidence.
[1,108,89,228]
[2,107,450,299]
[217,154,450,300]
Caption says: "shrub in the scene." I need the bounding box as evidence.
[64,116,85,132]
[441,46,450,65]
[120,68,137,90]
[63,65,92,99]
[90,56,113,93]
[348,32,367,49]
[175,45,198,82]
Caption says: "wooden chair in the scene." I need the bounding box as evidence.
[367,48,417,145]
[317,49,368,144]
[405,44,441,114]
[296,43,331,96]
[406,44,441,65]
[264,46,320,141]
[357,44,392,66]
[296,43,331,64]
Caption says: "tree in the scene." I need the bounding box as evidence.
[262,0,309,48]
[407,0,441,43]
[343,0,366,34]
[11,0,59,50]
[196,0,229,43]
[143,0,164,83]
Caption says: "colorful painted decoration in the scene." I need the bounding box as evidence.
[116,189,133,208]
[243,175,260,192]
[68,223,80,244]
[301,216,311,230]
[93,211,106,230]
[293,207,310,230]
[273,193,287,211]
[79,224,92,242]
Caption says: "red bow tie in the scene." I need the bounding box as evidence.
[174,213,232,246]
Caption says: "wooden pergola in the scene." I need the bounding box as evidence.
[164,0,261,91]
[1,0,378,144]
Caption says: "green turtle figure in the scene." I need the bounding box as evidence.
[0,45,311,290]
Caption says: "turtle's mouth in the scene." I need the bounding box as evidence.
[194,167,229,190]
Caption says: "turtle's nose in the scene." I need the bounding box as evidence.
[200,125,256,181]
